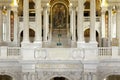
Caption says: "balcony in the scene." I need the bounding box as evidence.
[0,47,120,61]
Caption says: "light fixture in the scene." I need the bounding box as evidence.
[11,0,19,7]
[69,3,72,7]
[2,5,7,15]
[101,0,108,7]
[112,6,116,14]
[47,3,50,6]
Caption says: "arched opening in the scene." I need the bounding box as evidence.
[10,11,14,41]
[29,28,35,43]
[0,75,12,80]
[50,77,69,80]
[20,29,35,43]
[84,28,99,43]
[105,75,120,80]
[52,3,67,30]
[48,0,70,47]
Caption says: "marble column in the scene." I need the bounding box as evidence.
[77,0,84,48]
[35,0,42,43]
[116,6,120,46]
[13,7,18,45]
[22,0,29,43]
[43,6,49,43]
[108,7,112,47]
[3,12,7,41]
[70,6,76,42]
[90,0,96,42]
[101,7,107,38]
[77,0,84,42]
[0,8,3,42]
[6,10,11,42]
[70,6,74,41]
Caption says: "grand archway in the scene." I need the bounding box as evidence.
[0,75,12,80]
[48,0,70,48]
[50,77,69,80]
[104,75,120,80]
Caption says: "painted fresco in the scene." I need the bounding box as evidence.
[52,3,67,29]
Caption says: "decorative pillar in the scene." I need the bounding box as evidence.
[101,7,107,38]
[3,12,7,41]
[70,6,74,41]
[13,7,18,45]
[77,0,84,47]
[35,0,42,45]
[116,6,120,46]
[0,7,3,42]
[70,6,76,42]
[43,6,49,43]
[108,7,112,47]
[22,0,29,43]
[90,0,96,42]
[6,9,11,42]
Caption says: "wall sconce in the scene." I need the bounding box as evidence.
[101,0,108,7]
[112,6,117,14]
[2,5,7,15]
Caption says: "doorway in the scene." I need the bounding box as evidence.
[50,77,68,80]
[0,75,12,80]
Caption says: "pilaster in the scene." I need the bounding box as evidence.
[77,0,85,48]
[34,0,42,47]
[90,0,98,47]
[108,6,112,47]
[116,6,120,46]
[0,7,3,42]
[6,9,11,42]
[22,0,30,44]
[12,6,19,46]
[43,5,49,43]
[101,7,107,38]
[70,5,76,42]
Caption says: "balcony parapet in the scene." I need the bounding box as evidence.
[0,46,21,60]
[0,46,120,60]
[19,16,100,22]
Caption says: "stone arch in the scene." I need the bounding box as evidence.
[19,28,35,43]
[50,76,69,80]
[0,75,12,80]
[51,2,68,30]
[101,72,120,80]
[0,72,17,80]
[84,28,99,43]
[43,74,73,80]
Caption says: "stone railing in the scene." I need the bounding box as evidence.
[0,46,21,59]
[0,46,120,60]
[98,47,120,60]
[19,16,35,22]
[19,16,100,22]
